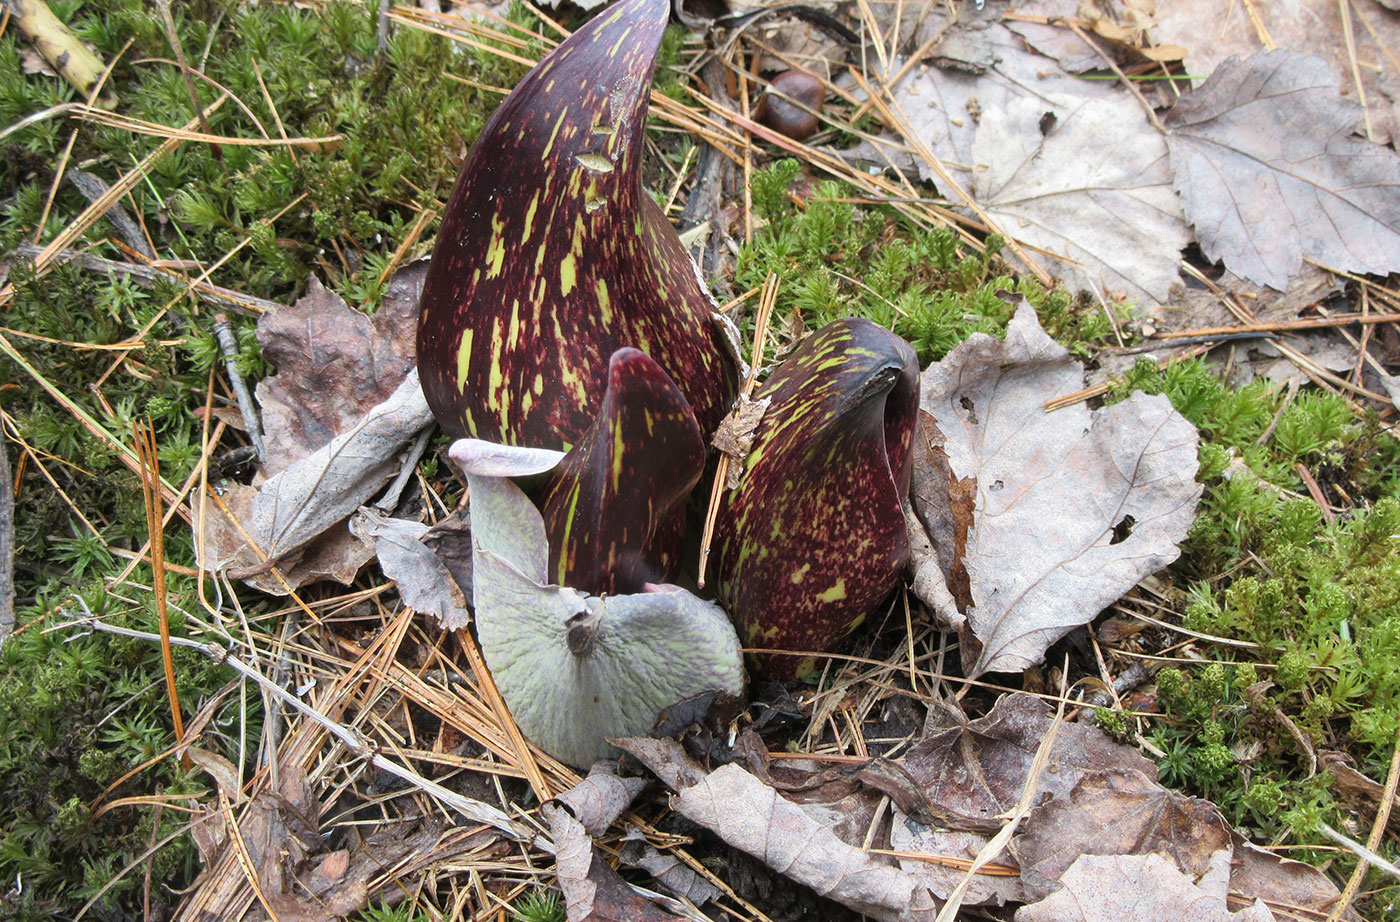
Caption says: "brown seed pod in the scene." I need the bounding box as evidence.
[757,70,824,140]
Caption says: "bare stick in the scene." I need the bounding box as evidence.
[10,242,281,314]
[65,171,155,259]
[211,313,266,463]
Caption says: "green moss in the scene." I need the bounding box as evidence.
[735,159,1112,366]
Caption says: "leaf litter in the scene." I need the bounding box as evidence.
[909,301,1202,677]
[196,265,434,593]
[838,1,1400,308]
[1164,50,1400,290]
[616,693,1342,922]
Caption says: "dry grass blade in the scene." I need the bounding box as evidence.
[133,418,189,770]
[67,104,341,149]
[697,271,779,588]
[0,96,229,304]
[934,668,1068,922]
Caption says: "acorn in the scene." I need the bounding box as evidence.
[757,70,824,141]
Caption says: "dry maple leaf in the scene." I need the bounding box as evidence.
[972,92,1191,304]
[1151,0,1400,146]
[1014,851,1275,922]
[257,265,424,474]
[1164,50,1400,290]
[910,301,1201,677]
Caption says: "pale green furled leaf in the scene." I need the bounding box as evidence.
[450,439,743,768]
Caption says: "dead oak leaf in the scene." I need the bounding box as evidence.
[911,301,1201,676]
[257,263,425,474]
[1014,851,1275,922]
[1164,50,1400,290]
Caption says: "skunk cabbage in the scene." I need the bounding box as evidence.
[416,0,736,450]
[536,347,705,595]
[711,320,920,680]
[415,0,931,770]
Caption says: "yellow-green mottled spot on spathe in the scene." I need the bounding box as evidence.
[560,253,577,296]
[595,279,611,323]
[485,213,507,279]
[612,422,624,491]
[816,579,848,603]
[522,192,540,244]
[455,330,474,393]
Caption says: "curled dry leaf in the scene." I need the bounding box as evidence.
[618,827,723,906]
[1164,51,1400,290]
[545,765,678,922]
[544,801,683,922]
[353,507,471,630]
[618,738,941,922]
[1014,851,1275,922]
[199,265,431,593]
[910,302,1202,677]
[198,373,435,594]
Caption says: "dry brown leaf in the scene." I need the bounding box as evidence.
[1150,0,1400,147]
[1164,51,1400,290]
[844,18,1186,303]
[971,91,1191,304]
[1014,850,1275,921]
[544,765,670,922]
[1011,768,1232,900]
[256,264,424,474]
[710,394,771,489]
[887,814,1026,906]
[553,763,648,837]
[618,737,942,922]
[1008,0,1159,73]
[353,507,472,630]
[846,24,1107,178]
[912,302,1201,676]
[544,800,683,922]
[198,373,435,594]
[1227,832,1349,920]
[618,827,723,906]
[1146,264,1340,335]
[902,694,1159,831]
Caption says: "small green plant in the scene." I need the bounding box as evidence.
[1114,357,1400,876]
[511,888,566,922]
